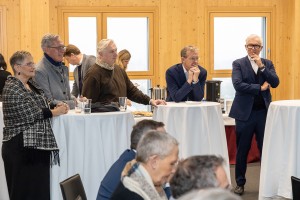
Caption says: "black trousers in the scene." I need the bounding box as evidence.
[2,134,51,200]
[235,109,267,186]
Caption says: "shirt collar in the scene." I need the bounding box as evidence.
[182,64,188,73]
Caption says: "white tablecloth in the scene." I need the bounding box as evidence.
[259,100,300,200]
[0,102,9,200]
[153,101,231,183]
[0,108,135,200]
[50,110,135,200]
[1,102,234,199]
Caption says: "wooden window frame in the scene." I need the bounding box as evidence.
[57,7,158,86]
[206,7,275,80]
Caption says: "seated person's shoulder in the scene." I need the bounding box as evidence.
[110,182,144,200]
[166,63,181,74]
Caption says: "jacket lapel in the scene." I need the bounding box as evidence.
[176,64,186,85]
[243,56,256,82]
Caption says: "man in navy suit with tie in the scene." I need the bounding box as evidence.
[166,46,207,102]
[96,119,169,200]
[229,34,279,195]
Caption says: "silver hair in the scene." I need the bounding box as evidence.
[170,155,225,198]
[181,45,199,58]
[245,34,263,45]
[9,51,32,74]
[41,33,60,51]
[136,130,178,163]
[97,39,115,54]
[178,188,241,200]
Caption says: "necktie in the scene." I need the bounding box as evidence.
[78,65,82,96]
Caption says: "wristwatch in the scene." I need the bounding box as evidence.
[192,80,199,84]
[260,65,265,71]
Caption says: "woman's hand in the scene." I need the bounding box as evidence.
[51,103,69,116]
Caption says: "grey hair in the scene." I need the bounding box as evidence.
[41,33,60,51]
[136,130,178,163]
[9,51,32,74]
[97,39,115,54]
[178,188,241,200]
[180,45,199,58]
[130,119,165,150]
[170,155,225,198]
[245,34,263,45]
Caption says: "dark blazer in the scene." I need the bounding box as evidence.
[110,182,144,200]
[229,56,279,121]
[97,149,171,200]
[71,54,96,97]
[166,63,207,102]
[96,149,136,200]
[0,70,11,98]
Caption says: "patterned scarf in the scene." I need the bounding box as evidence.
[95,59,115,70]
[122,162,168,200]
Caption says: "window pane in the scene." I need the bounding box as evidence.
[68,17,97,71]
[212,77,235,100]
[214,17,266,70]
[128,79,151,111]
[107,17,149,72]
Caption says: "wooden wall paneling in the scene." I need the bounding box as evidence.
[0,0,21,73]
[19,0,50,64]
[273,0,293,100]
[0,5,7,58]
[0,0,297,99]
[291,0,300,98]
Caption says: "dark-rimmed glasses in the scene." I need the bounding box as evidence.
[246,45,262,50]
[48,46,66,51]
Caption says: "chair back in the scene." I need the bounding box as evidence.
[291,176,300,199]
[60,174,87,200]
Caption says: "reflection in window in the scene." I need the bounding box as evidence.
[214,17,266,70]
[107,17,149,72]
[128,79,151,111]
[68,17,97,72]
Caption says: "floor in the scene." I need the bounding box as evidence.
[230,163,290,200]
[230,162,260,200]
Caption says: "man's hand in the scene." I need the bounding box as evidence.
[150,99,167,107]
[261,81,270,91]
[190,66,200,82]
[251,53,264,67]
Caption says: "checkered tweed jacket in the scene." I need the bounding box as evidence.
[2,76,58,152]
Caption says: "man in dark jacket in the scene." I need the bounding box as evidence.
[229,34,279,195]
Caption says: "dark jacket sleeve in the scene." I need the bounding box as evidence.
[110,182,144,200]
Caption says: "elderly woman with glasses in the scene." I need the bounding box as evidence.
[1,51,69,200]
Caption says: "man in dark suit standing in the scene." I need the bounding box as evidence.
[96,119,169,200]
[166,46,207,102]
[64,44,96,97]
[229,34,279,195]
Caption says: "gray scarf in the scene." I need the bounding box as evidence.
[122,163,168,200]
